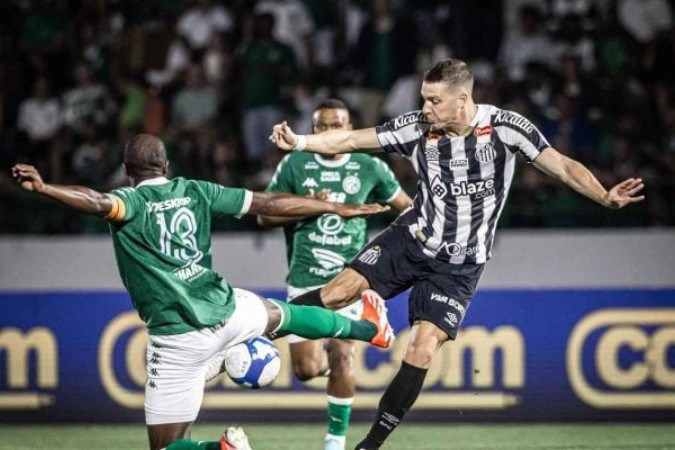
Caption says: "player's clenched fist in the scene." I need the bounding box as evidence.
[269,120,298,151]
[12,164,45,192]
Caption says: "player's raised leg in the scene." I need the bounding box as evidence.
[264,290,393,348]
[164,426,253,450]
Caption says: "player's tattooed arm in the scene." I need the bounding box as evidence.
[249,191,389,219]
[533,147,645,209]
[12,163,113,217]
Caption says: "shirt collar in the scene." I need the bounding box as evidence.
[136,177,170,188]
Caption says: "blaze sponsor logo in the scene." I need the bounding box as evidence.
[345,162,361,170]
[393,112,423,129]
[475,143,497,163]
[567,308,675,408]
[449,178,495,200]
[494,111,534,134]
[358,245,382,265]
[146,197,191,213]
[304,161,320,169]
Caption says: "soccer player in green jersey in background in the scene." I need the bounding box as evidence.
[11,134,396,450]
[258,99,412,450]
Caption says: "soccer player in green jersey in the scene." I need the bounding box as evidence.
[11,134,396,450]
[258,99,412,450]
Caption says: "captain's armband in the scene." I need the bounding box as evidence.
[104,194,127,221]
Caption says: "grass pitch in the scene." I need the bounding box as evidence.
[1,423,673,449]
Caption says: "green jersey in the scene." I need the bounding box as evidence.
[107,177,251,335]
[266,153,401,288]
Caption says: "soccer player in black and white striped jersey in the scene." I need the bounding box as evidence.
[270,59,644,450]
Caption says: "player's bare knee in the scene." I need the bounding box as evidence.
[403,342,437,368]
[327,342,354,372]
[261,298,282,333]
[292,359,323,381]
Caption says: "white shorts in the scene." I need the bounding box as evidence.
[145,288,269,425]
[285,285,363,345]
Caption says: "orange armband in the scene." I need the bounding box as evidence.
[104,195,127,221]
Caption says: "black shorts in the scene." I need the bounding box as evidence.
[349,224,484,340]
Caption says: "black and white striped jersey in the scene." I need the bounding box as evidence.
[375,104,550,265]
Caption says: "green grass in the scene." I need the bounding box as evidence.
[1,424,674,450]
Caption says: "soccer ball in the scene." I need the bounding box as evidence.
[224,336,281,389]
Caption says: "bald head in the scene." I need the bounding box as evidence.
[123,134,168,179]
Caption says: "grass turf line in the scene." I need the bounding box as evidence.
[0,424,674,450]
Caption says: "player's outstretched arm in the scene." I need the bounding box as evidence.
[12,164,114,217]
[533,147,645,209]
[270,120,381,154]
[257,189,331,228]
[249,191,389,219]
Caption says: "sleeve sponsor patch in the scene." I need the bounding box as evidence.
[392,111,425,130]
[493,110,534,134]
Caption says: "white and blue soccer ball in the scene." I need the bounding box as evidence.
[224,336,281,389]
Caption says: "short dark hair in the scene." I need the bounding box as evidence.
[124,134,167,177]
[424,59,474,89]
[315,98,349,112]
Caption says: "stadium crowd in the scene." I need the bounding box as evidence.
[0,0,673,233]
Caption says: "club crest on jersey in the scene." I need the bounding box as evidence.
[342,175,361,194]
[358,245,382,265]
[475,143,497,163]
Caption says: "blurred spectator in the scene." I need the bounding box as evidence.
[499,4,554,82]
[145,35,191,88]
[617,0,673,45]
[171,65,219,132]
[71,122,110,185]
[543,93,598,164]
[169,64,219,176]
[550,13,596,72]
[349,0,419,126]
[177,0,234,51]
[0,1,674,233]
[233,12,298,170]
[62,63,117,137]
[16,77,62,171]
[255,0,315,72]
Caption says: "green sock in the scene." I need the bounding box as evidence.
[327,396,353,437]
[165,439,220,450]
[271,299,376,342]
